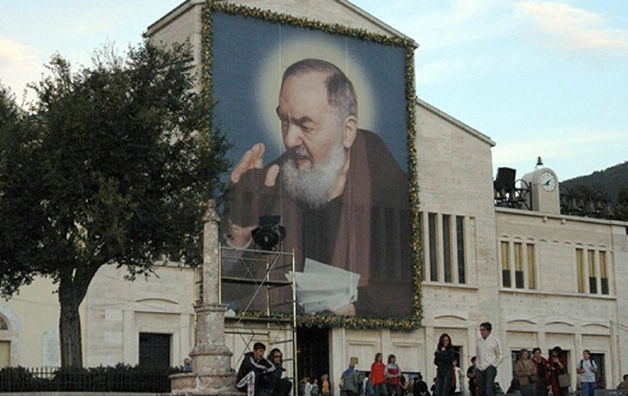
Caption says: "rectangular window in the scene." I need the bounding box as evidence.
[527,244,536,289]
[429,213,438,282]
[501,241,511,288]
[600,251,609,295]
[588,249,597,294]
[456,216,466,284]
[418,212,424,281]
[576,248,585,293]
[443,214,452,283]
[195,266,203,305]
[514,242,524,289]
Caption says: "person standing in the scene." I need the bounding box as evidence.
[312,379,320,396]
[453,358,465,396]
[531,348,548,396]
[434,333,455,396]
[467,357,478,396]
[475,322,502,396]
[321,374,331,396]
[514,349,536,396]
[577,350,598,396]
[341,359,360,396]
[400,375,410,396]
[547,347,568,396]
[370,353,387,396]
[385,354,403,396]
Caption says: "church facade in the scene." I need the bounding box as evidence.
[1,0,627,392]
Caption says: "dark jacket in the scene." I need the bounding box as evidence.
[414,379,430,396]
[434,348,456,374]
[236,352,276,393]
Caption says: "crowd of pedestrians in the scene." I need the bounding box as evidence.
[234,325,628,396]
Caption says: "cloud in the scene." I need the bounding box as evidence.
[493,128,627,166]
[492,127,628,179]
[513,1,628,51]
[0,37,36,66]
[358,0,512,50]
[0,36,41,101]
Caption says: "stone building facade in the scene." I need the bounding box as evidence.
[1,0,626,393]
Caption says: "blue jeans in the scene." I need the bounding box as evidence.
[373,383,388,396]
[581,382,596,396]
[520,383,535,396]
[477,366,497,396]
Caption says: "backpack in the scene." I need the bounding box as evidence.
[579,359,596,370]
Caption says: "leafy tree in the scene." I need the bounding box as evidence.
[0,41,230,367]
[618,184,628,220]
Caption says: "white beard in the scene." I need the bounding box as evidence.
[281,141,346,209]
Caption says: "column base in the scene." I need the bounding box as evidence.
[170,371,241,395]
[170,342,239,395]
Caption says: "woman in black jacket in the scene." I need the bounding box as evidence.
[434,333,455,396]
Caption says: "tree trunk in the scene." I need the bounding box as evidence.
[58,275,84,368]
[57,264,102,367]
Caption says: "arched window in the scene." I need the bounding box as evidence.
[0,314,9,331]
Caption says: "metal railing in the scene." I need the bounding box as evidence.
[0,365,178,393]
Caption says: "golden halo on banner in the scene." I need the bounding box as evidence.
[256,36,376,151]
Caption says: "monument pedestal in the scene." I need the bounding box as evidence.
[170,201,240,396]
[170,305,239,395]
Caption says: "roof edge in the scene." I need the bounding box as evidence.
[147,0,419,47]
[146,0,204,37]
[495,206,628,226]
[333,0,418,47]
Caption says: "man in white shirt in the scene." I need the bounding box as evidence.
[577,349,598,396]
[475,322,502,396]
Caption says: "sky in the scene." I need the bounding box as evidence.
[1,0,627,181]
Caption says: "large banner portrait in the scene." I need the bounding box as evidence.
[208,4,419,327]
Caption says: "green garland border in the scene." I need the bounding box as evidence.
[202,0,422,331]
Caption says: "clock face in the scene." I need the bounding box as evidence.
[540,171,556,191]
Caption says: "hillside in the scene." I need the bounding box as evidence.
[561,161,628,203]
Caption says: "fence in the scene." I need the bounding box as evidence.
[0,365,177,393]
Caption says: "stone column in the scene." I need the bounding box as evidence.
[171,200,239,395]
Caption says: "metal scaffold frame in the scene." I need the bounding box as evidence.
[218,244,298,396]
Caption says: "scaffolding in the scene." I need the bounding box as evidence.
[219,244,298,395]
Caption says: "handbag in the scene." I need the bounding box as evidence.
[558,373,570,388]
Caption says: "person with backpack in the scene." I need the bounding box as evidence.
[341,358,360,396]
[577,350,598,396]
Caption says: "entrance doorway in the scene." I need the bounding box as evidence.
[139,332,171,368]
[0,341,10,367]
[297,327,329,383]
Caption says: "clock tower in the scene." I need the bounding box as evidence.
[521,166,560,214]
